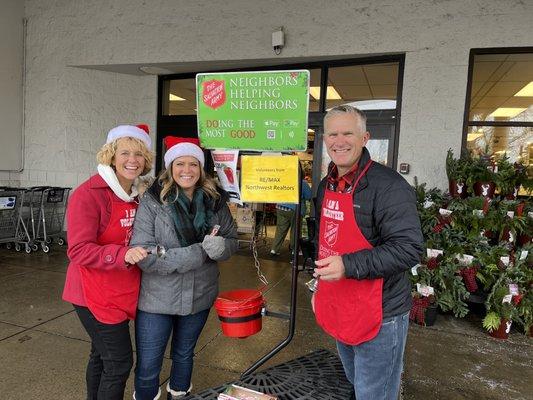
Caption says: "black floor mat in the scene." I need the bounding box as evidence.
[186,349,352,399]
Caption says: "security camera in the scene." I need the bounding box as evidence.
[272,27,284,55]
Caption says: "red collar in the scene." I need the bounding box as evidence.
[327,162,360,193]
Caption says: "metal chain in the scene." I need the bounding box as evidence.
[251,223,268,286]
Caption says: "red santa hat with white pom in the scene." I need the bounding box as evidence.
[163,136,205,168]
[106,124,152,150]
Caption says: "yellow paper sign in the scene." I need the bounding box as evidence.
[241,155,299,203]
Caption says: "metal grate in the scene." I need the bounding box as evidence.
[187,349,352,399]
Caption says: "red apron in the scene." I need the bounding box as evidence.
[80,191,141,324]
[315,160,383,345]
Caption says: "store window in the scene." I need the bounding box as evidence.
[464,49,533,165]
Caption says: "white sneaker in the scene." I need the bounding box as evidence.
[133,387,161,400]
[167,382,193,399]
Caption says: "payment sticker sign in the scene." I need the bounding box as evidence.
[0,196,16,210]
[240,155,299,203]
[196,70,309,151]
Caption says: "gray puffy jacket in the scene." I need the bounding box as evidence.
[130,184,238,315]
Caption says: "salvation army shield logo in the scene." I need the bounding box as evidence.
[202,80,226,109]
[324,221,339,247]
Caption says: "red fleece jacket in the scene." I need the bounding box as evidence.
[62,174,130,306]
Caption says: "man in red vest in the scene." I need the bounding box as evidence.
[312,105,423,400]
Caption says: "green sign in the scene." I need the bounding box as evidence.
[196,70,309,151]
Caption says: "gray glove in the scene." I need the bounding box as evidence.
[202,235,226,260]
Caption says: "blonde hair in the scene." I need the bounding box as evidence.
[96,137,154,175]
[159,162,220,204]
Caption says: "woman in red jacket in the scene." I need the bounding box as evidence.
[63,124,153,400]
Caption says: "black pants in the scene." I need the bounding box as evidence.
[74,305,133,400]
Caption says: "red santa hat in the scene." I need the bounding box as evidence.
[164,136,205,168]
[106,124,152,150]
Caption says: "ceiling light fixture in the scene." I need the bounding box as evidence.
[488,107,527,118]
[514,81,533,97]
[169,94,186,101]
[309,86,342,100]
[326,86,342,100]
[467,132,484,142]
[309,87,320,99]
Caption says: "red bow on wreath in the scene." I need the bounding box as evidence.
[409,296,431,325]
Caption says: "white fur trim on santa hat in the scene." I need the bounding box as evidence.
[107,125,152,150]
[164,142,204,168]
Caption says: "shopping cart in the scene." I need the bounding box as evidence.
[0,188,33,253]
[18,186,49,252]
[33,187,70,252]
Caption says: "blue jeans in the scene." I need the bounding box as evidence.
[134,309,210,400]
[336,312,409,400]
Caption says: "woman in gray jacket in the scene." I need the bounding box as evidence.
[130,137,238,400]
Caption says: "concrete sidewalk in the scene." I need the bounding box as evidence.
[0,246,531,399]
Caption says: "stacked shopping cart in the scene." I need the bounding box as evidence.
[0,186,70,253]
